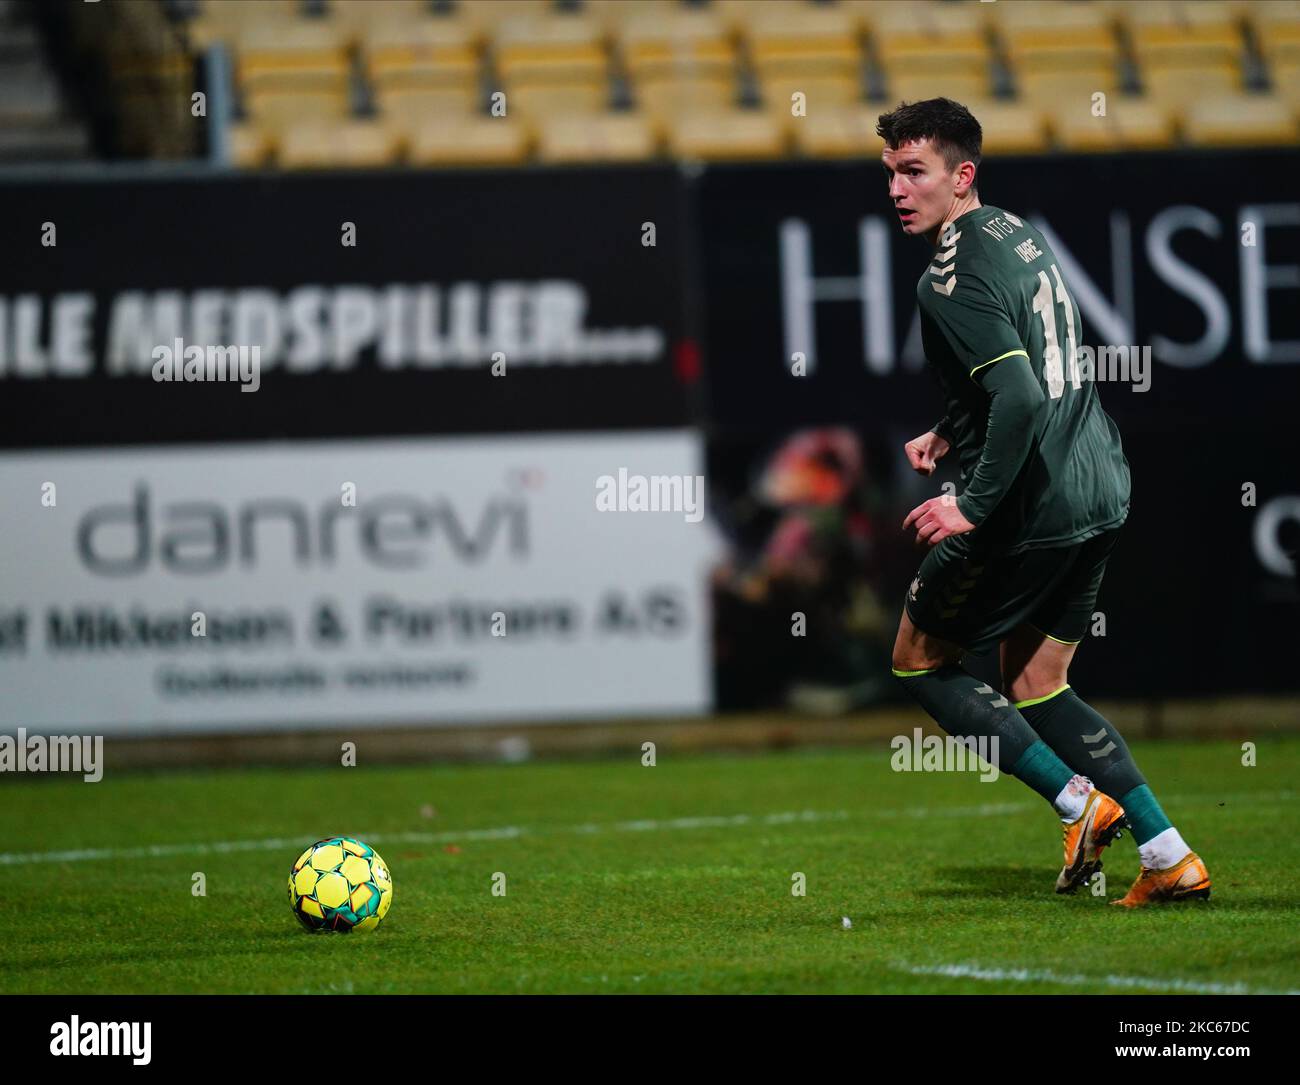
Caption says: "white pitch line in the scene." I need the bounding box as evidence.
[893,961,1300,996]
[2,788,1291,867]
[0,801,1023,866]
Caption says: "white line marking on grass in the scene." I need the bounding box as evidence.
[3,788,1288,867]
[0,801,1020,866]
[893,961,1300,996]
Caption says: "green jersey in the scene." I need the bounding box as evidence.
[916,204,1131,553]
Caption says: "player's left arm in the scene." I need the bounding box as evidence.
[904,272,1046,545]
[954,357,1044,526]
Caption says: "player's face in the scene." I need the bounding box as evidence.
[881,139,957,240]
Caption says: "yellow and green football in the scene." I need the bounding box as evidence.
[287,837,393,933]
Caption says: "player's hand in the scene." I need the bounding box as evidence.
[903,494,976,547]
[905,431,951,476]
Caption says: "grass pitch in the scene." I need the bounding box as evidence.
[1,737,1297,994]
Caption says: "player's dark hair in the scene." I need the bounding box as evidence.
[876,98,982,178]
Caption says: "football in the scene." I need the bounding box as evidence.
[287,837,393,933]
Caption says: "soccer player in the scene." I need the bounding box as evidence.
[878,98,1210,907]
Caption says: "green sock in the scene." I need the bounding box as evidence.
[1010,740,1076,805]
[1017,686,1147,800]
[1117,784,1173,846]
[895,664,1074,805]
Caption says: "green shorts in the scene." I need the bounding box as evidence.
[904,527,1121,652]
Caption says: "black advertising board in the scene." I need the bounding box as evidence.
[0,165,693,446]
[695,150,1300,699]
[695,149,1300,435]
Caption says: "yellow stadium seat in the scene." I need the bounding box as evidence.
[1051,97,1177,151]
[226,121,272,168]
[1183,92,1298,146]
[617,8,736,81]
[746,2,861,74]
[505,80,609,119]
[962,99,1050,155]
[668,110,788,160]
[885,69,992,105]
[327,1,442,43]
[997,1,1120,78]
[362,17,479,90]
[377,85,481,123]
[757,73,863,115]
[1142,62,1242,106]
[584,0,676,33]
[456,0,553,34]
[872,2,989,73]
[407,115,531,165]
[493,15,607,83]
[237,19,351,95]
[636,76,738,125]
[1251,0,1300,65]
[1273,60,1300,106]
[789,103,879,158]
[244,88,351,128]
[535,112,659,163]
[278,119,400,169]
[1018,68,1121,108]
[1125,1,1244,67]
[184,0,296,51]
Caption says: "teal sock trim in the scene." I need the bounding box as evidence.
[1009,740,1074,805]
[1118,784,1173,846]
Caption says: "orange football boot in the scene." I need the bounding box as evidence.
[1056,788,1128,894]
[1111,851,1211,907]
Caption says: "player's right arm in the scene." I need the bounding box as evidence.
[905,428,951,476]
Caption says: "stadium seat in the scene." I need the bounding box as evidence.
[535,112,659,163]
[1249,0,1300,65]
[1125,1,1244,75]
[1051,97,1177,151]
[667,109,788,161]
[492,14,607,84]
[362,16,480,92]
[377,84,481,123]
[757,73,863,116]
[583,0,677,34]
[1273,60,1300,107]
[961,99,1050,155]
[407,114,531,165]
[244,88,351,129]
[616,7,735,83]
[183,0,297,52]
[226,120,272,168]
[990,0,1115,44]
[745,1,861,74]
[635,75,737,129]
[277,118,399,169]
[871,2,990,74]
[1183,92,1298,146]
[456,0,553,35]
[237,19,351,96]
[1141,62,1242,108]
[997,0,1122,103]
[885,69,991,105]
[1017,68,1120,111]
[325,0,444,44]
[504,79,609,119]
[788,103,878,158]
